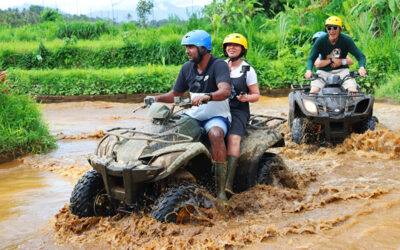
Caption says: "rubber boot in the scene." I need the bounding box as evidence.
[214,161,228,204]
[225,155,238,195]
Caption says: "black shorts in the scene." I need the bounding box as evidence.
[228,108,250,136]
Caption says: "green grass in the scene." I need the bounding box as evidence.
[0,88,56,157]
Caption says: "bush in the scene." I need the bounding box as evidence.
[0,87,56,158]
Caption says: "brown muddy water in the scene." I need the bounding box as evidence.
[1,98,400,249]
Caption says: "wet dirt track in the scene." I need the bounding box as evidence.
[1,97,400,249]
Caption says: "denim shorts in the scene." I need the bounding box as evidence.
[197,116,230,136]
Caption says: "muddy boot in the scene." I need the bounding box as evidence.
[225,155,238,195]
[214,161,228,204]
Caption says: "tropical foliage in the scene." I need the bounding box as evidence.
[1,0,399,97]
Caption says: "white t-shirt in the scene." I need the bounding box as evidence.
[225,60,258,86]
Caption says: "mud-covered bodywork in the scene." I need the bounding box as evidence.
[89,107,213,206]
[289,73,377,144]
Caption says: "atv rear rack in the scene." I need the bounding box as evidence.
[248,114,287,129]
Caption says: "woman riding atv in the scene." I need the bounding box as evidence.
[222,33,260,195]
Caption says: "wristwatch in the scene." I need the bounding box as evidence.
[206,93,213,101]
[342,59,347,65]
[330,58,333,63]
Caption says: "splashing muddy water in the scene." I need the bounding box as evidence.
[1,98,400,249]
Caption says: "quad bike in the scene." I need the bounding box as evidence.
[69,97,296,223]
[289,71,378,144]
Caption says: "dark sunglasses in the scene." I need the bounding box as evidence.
[326,26,339,31]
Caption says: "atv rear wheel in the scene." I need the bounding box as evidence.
[257,153,298,189]
[151,182,215,223]
[291,118,305,144]
[70,169,116,218]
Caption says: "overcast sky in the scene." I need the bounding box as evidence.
[0,0,212,15]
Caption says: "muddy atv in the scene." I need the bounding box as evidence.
[289,71,378,144]
[69,97,296,223]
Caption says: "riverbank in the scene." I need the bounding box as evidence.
[34,90,399,104]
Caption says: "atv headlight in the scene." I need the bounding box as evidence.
[303,99,318,115]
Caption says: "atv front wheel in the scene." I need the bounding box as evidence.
[257,153,298,189]
[69,169,116,218]
[362,116,378,132]
[151,182,215,223]
[291,118,305,144]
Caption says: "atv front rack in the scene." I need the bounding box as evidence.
[104,127,194,144]
[95,127,194,156]
[248,114,287,129]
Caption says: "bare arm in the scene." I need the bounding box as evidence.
[346,55,354,65]
[314,58,331,68]
[191,81,231,106]
[237,83,260,103]
[213,81,231,100]
[155,90,184,103]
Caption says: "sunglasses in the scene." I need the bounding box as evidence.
[326,26,339,31]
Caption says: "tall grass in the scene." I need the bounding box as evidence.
[0,88,56,157]
[0,22,58,42]
[56,21,118,39]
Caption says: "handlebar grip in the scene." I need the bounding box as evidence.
[311,73,319,78]
[350,71,360,77]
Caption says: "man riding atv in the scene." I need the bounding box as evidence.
[304,16,367,93]
[146,30,232,203]
[69,31,297,224]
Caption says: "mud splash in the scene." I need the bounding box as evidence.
[52,127,400,249]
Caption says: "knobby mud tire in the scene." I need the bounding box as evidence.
[291,118,305,144]
[69,169,115,218]
[257,153,298,189]
[362,116,379,132]
[151,182,215,223]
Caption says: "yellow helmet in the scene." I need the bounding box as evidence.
[223,33,248,58]
[325,16,343,29]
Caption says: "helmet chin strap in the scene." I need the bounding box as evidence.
[228,56,241,63]
[226,46,246,63]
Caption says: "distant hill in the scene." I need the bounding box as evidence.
[88,2,204,22]
[1,1,205,23]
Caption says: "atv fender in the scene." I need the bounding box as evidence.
[288,92,296,126]
[234,128,284,192]
[147,142,212,181]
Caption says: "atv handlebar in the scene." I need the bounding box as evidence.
[309,71,360,85]
[133,96,192,114]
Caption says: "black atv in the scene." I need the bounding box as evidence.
[289,71,378,144]
[69,97,297,223]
